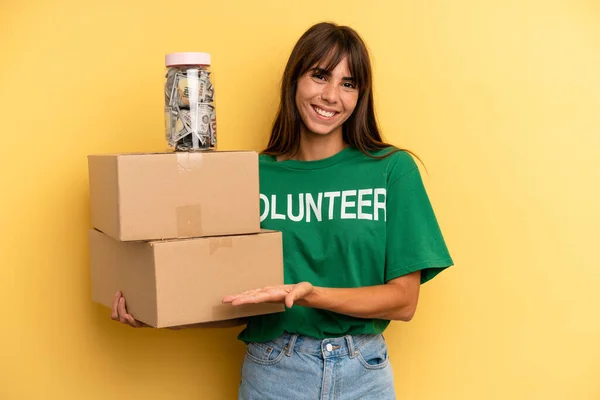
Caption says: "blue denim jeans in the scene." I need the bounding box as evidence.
[238,333,396,399]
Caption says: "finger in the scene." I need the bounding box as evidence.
[125,314,141,328]
[284,288,302,308]
[222,294,239,303]
[284,293,294,309]
[118,297,128,323]
[234,288,262,296]
[111,291,121,320]
[230,298,261,306]
[230,294,265,306]
[223,293,245,303]
[224,285,291,305]
[240,288,266,296]
[231,291,283,306]
[223,288,268,303]
[128,316,150,328]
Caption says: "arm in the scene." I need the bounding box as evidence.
[223,270,421,322]
[297,271,421,321]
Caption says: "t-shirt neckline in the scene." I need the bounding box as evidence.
[266,146,359,170]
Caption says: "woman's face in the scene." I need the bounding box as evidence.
[295,56,359,138]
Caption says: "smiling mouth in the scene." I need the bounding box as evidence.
[312,105,338,118]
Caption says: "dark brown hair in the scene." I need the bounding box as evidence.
[263,22,421,164]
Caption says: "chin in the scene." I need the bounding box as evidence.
[303,123,342,137]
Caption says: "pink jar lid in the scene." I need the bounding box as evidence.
[165,52,211,66]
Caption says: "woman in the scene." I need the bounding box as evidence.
[113,22,453,399]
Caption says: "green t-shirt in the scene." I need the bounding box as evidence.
[237,146,453,343]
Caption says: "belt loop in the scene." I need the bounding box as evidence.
[286,334,298,357]
[346,335,357,358]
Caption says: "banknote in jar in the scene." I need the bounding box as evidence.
[169,107,211,149]
[165,69,179,106]
[176,71,212,107]
[207,105,217,146]
[164,106,173,145]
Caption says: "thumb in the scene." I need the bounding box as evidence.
[285,283,313,309]
[284,292,295,309]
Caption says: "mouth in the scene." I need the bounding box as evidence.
[311,105,339,119]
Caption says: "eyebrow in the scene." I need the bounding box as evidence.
[312,67,356,83]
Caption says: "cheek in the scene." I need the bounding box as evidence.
[295,86,310,110]
[297,84,315,102]
[343,95,359,115]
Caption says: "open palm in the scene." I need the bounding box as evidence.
[223,282,314,309]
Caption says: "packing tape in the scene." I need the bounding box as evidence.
[176,205,203,237]
[176,151,203,173]
[209,237,233,255]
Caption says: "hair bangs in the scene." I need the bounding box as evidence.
[298,37,367,90]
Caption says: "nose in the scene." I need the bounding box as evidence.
[320,82,339,104]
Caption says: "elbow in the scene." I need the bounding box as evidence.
[385,273,421,322]
[397,310,415,322]
[389,304,417,322]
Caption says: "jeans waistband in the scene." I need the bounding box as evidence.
[269,332,383,358]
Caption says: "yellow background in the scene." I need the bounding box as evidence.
[1,0,599,399]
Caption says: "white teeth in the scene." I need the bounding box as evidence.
[314,106,336,118]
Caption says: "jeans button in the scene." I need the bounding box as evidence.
[326,343,333,352]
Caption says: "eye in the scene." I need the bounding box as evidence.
[343,82,356,89]
[311,73,326,81]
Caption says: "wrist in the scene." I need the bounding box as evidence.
[297,285,324,308]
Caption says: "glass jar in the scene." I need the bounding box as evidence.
[164,52,216,151]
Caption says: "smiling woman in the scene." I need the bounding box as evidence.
[295,59,358,138]
[230,22,454,399]
[112,21,453,399]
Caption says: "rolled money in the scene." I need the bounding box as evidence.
[209,107,217,146]
[177,76,207,106]
[180,107,210,136]
[176,131,206,151]
[164,106,173,145]
[165,69,214,106]
[164,69,178,105]
[172,114,190,142]
[206,83,215,103]
[166,71,185,107]
[168,108,211,149]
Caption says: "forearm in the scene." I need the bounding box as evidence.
[297,284,418,321]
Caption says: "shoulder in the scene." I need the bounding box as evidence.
[258,153,276,162]
[367,146,419,182]
[258,153,278,170]
[370,146,416,164]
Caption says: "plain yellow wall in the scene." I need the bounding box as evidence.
[1,0,599,399]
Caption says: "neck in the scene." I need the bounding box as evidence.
[282,127,347,161]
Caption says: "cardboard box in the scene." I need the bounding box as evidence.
[89,228,285,328]
[87,151,260,241]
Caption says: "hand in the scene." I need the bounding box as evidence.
[110,291,149,328]
[222,282,314,309]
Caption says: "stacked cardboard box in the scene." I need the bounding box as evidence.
[87,150,284,328]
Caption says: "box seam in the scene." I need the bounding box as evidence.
[151,245,159,327]
[116,156,123,240]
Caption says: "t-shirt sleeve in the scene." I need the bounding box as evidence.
[384,156,454,284]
